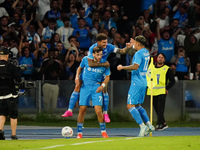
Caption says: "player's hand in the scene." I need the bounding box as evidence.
[117,65,123,71]
[96,86,104,93]
[130,38,135,46]
[126,42,133,48]
[165,89,168,95]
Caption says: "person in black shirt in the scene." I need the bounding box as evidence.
[39,48,63,112]
[0,47,21,140]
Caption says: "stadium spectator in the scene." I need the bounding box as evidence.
[194,62,200,80]
[64,45,80,80]
[46,33,61,50]
[41,18,56,44]
[32,0,51,21]
[56,16,74,49]
[99,10,117,31]
[156,19,181,65]
[72,17,92,50]
[71,7,93,30]
[184,34,200,73]
[170,46,190,80]
[39,48,63,112]
[43,0,61,27]
[173,1,189,28]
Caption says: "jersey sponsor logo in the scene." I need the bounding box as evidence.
[162,46,173,51]
[87,67,103,73]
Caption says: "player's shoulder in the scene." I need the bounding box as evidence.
[100,58,107,63]
[82,56,88,61]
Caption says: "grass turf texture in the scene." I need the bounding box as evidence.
[1,136,199,150]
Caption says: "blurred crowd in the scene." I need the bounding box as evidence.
[0,0,200,81]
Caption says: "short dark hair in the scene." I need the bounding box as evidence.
[96,33,108,41]
[63,17,70,22]
[68,35,76,42]
[93,46,103,53]
[158,53,166,60]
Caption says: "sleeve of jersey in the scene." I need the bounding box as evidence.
[104,67,111,76]
[108,44,118,53]
[80,57,86,68]
[133,52,142,66]
[87,46,94,59]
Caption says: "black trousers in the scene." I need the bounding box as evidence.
[153,94,166,125]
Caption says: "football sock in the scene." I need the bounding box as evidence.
[103,93,109,113]
[77,123,83,134]
[136,106,150,123]
[128,107,143,125]
[68,91,79,110]
[99,122,106,133]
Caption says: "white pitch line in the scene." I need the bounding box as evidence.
[71,139,114,145]
[21,137,139,150]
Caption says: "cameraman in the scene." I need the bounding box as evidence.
[0,47,21,140]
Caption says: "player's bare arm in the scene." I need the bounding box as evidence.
[75,66,82,86]
[116,42,133,54]
[117,63,139,71]
[88,58,110,68]
[96,75,110,93]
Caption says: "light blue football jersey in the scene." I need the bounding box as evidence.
[80,56,111,84]
[131,48,150,86]
[87,43,116,60]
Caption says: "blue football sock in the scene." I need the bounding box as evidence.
[128,107,143,125]
[136,106,150,123]
[99,122,106,132]
[68,91,79,110]
[103,93,109,112]
[77,123,83,134]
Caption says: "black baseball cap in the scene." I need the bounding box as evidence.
[0,47,9,55]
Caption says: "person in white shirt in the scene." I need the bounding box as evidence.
[56,17,74,49]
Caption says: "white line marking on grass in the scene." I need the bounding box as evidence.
[39,145,65,149]
[21,145,66,150]
[71,140,113,145]
[21,137,139,150]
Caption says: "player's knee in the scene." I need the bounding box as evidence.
[95,109,102,117]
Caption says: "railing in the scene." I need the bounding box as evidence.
[18,80,200,121]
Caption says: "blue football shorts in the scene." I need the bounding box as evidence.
[127,83,147,105]
[79,83,103,106]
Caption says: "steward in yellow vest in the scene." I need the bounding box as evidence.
[147,53,175,131]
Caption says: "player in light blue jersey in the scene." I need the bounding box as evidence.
[117,35,155,137]
[76,46,110,138]
[62,33,133,122]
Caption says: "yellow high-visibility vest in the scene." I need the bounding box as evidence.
[147,65,169,96]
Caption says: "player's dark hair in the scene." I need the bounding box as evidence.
[158,53,166,60]
[96,33,108,41]
[93,46,103,53]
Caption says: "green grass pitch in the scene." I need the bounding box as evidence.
[1,136,199,150]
